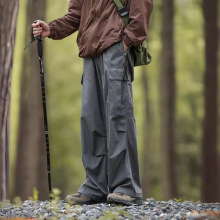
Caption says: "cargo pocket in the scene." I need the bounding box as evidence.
[107,68,125,116]
[93,133,107,157]
[116,115,126,132]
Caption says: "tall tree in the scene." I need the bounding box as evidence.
[0,0,19,201]
[201,0,219,203]
[15,0,48,200]
[160,0,177,200]
[141,68,154,199]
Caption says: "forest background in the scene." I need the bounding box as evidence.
[1,0,220,203]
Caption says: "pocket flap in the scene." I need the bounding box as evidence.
[108,68,124,80]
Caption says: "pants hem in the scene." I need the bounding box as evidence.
[113,187,143,199]
[78,187,107,202]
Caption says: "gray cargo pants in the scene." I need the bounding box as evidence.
[78,40,142,201]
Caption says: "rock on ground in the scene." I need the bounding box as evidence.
[0,198,220,219]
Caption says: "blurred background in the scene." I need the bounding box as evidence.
[1,0,220,203]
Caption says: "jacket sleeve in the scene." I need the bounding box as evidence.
[48,0,83,40]
[123,0,153,47]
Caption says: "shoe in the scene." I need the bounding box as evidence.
[107,192,143,206]
[65,192,96,205]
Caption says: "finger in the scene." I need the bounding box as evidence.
[33,27,42,31]
[32,23,40,28]
[34,33,41,37]
[32,20,42,28]
[33,27,42,32]
[33,29,42,33]
[33,31,42,35]
[36,21,45,28]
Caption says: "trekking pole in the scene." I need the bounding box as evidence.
[24,20,52,199]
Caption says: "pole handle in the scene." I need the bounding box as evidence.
[32,20,42,41]
[33,20,43,58]
[24,20,41,51]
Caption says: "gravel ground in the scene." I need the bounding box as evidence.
[0,198,220,219]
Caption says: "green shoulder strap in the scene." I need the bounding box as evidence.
[112,0,130,25]
[112,0,152,66]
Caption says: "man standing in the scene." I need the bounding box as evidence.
[32,0,153,206]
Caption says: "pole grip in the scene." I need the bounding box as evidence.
[33,20,43,58]
[37,40,43,58]
[31,20,41,41]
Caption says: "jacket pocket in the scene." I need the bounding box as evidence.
[107,68,125,116]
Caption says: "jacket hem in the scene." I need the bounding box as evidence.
[78,37,124,58]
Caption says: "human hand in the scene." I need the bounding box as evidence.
[123,39,129,51]
[32,20,50,39]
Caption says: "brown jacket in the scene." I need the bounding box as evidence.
[48,0,153,58]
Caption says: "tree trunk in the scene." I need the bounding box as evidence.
[0,0,19,201]
[15,0,48,200]
[201,0,219,203]
[160,0,177,200]
[141,67,153,200]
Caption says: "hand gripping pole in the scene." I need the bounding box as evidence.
[33,20,52,199]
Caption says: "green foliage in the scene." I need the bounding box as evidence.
[50,188,61,202]
[175,0,204,201]
[50,188,62,213]
[173,198,182,202]
[0,200,11,212]
[13,196,23,207]
[27,187,39,201]
[99,209,130,220]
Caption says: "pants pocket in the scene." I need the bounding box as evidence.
[107,68,125,116]
[118,40,130,53]
[93,133,107,156]
[116,115,126,132]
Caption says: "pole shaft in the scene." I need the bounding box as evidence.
[38,40,52,199]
